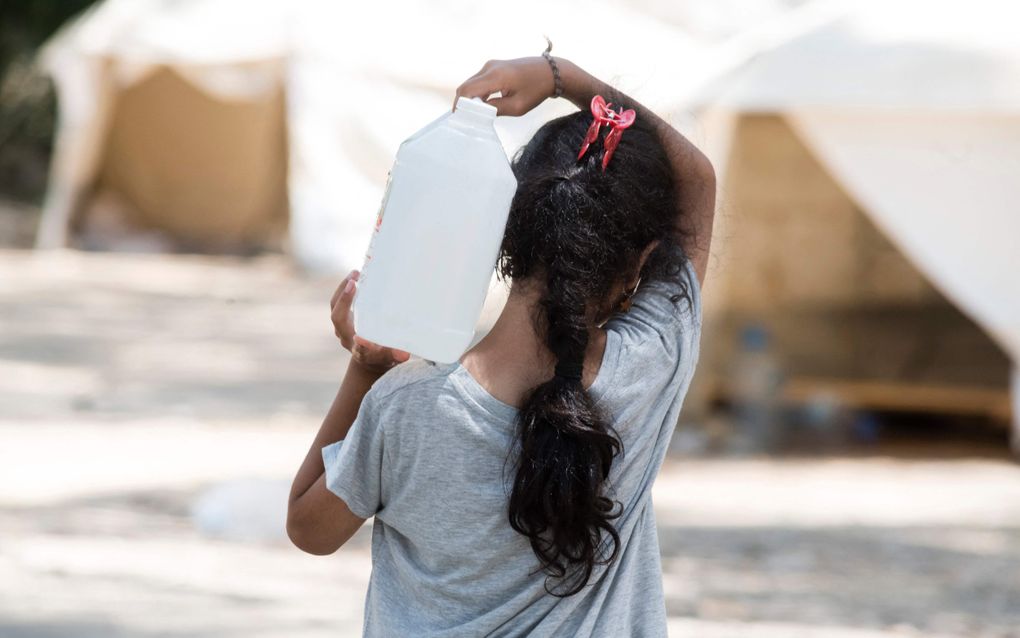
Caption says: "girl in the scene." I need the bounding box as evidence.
[288,53,716,637]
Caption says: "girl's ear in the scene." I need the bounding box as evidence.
[628,239,660,289]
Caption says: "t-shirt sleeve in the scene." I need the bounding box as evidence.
[611,245,703,357]
[320,390,386,519]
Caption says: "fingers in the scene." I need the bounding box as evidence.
[453,68,530,116]
[454,71,506,112]
[392,349,411,362]
[330,281,344,311]
[481,94,525,117]
[352,335,412,367]
[330,271,409,367]
[351,336,371,360]
[452,60,497,110]
[331,270,359,349]
[330,269,359,311]
[353,335,388,356]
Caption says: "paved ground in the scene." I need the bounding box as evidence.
[1,248,1019,637]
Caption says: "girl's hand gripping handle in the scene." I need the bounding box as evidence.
[330,270,410,374]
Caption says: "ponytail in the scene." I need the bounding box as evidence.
[498,102,681,597]
[505,245,624,597]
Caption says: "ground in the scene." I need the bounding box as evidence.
[1,247,1018,638]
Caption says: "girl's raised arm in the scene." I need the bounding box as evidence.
[454,56,716,287]
[557,59,716,287]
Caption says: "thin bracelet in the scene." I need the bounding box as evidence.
[542,36,563,98]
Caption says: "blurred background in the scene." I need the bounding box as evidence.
[1,0,1018,637]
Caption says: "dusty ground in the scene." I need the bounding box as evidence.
[1,248,1019,638]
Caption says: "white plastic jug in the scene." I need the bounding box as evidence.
[352,96,518,363]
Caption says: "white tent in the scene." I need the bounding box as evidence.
[37,0,1018,438]
[689,0,1020,443]
[36,0,294,255]
[36,0,702,272]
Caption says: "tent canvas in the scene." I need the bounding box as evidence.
[690,0,1020,442]
[36,0,700,272]
[36,0,1019,439]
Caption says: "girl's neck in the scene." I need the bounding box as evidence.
[458,282,607,408]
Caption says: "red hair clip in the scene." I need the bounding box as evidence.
[576,95,636,172]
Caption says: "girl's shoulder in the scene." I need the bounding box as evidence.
[367,356,451,403]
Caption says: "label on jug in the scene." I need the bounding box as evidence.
[361,166,395,271]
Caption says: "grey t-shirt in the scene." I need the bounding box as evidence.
[322,253,702,637]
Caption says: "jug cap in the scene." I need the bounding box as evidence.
[454,96,497,119]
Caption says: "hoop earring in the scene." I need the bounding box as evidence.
[619,278,640,313]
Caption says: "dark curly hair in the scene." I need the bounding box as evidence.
[498,92,692,596]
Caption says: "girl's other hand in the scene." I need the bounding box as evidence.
[330,269,411,374]
[453,57,558,117]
